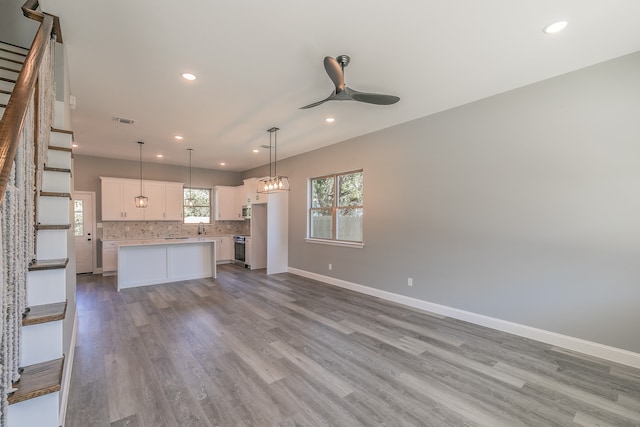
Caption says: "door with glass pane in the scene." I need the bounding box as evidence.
[73,191,95,274]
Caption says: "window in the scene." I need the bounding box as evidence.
[73,199,83,236]
[183,188,211,223]
[309,170,363,244]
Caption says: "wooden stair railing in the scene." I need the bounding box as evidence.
[0,0,61,205]
[21,0,63,44]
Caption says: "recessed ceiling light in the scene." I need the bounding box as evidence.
[219,162,226,166]
[543,20,568,34]
[252,149,260,153]
[325,117,335,123]
[156,154,164,158]
[174,135,184,140]
[181,73,197,81]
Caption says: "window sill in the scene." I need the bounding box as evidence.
[305,238,364,248]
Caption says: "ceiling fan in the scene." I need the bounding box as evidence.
[300,55,400,109]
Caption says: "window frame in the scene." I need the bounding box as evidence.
[183,187,212,224]
[307,169,364,248]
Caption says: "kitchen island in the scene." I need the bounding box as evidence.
[116,238,216,290]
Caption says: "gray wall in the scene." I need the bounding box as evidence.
[74,155,244,222]
[0,0,39,48]
[244,51,640,354]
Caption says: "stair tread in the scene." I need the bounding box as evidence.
[44,165,72,173]
[40,191,71,198]
[0,56,24,66]
[36,224,71,230]
[29,258,69,271]
[0,76,17,84]
[0,64,20,74]
[0,43,28,57]
[51,127,73,135]
[48,145,73,152]
[23,300,67,326]
[8,357,64,405]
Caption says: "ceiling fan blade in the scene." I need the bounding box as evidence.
[324,56,345,93]
[299,91,337,109]
[346,87,400,105]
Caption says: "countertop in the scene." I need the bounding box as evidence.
[103,237,217,247]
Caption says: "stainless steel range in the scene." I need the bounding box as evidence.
[233,235,248,264]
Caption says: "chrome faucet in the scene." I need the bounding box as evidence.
[197,222,205,235]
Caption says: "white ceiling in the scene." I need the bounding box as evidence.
[38,0,640,171]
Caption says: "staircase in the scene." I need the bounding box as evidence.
[0,43,25,114]
[1,36,76,427]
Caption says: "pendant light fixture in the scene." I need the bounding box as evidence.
[135,141,148,208]
[185,148,195,207]
[258,127,289,193]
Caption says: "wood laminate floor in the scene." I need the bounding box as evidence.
[65,265,640,427]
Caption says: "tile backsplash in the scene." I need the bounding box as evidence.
[101,220,249,240]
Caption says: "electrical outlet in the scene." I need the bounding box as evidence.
[408,277,413,287]
[328,263,332,271]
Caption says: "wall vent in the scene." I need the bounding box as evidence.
[113,116,136,125]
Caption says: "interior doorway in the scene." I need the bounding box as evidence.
[73,191,96,274]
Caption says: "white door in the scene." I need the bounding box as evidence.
[73,192,95,274]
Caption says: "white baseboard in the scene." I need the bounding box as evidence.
[59,310,78,427]
[288,267,640,369]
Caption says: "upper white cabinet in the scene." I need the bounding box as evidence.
[101,177,145,221]
[214,186,243,221]
[143,181,167,221]
[101,177,183,221]
[164,182,185,220]
[243,178,267,205]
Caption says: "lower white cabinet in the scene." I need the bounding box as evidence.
[214,236,234,263]
[102,241,118,274]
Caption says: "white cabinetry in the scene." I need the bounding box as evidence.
[101,178,145,220]
[102,241,118,274]
[101,177,183,221]
[213,236,234,263]
[143,181,184,221]
[143,181,166,221]
[214,186,243,220]
[117,239,216,290]
[243,178,267,205]
[165,182,185,220]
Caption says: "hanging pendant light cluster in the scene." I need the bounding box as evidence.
[185,148,195,207]
[258,127,290,194]
[135,141,148,208]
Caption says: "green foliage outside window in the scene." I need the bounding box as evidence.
[184,188,211,223]
[310,170,363,242]
[73,199,83,236]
